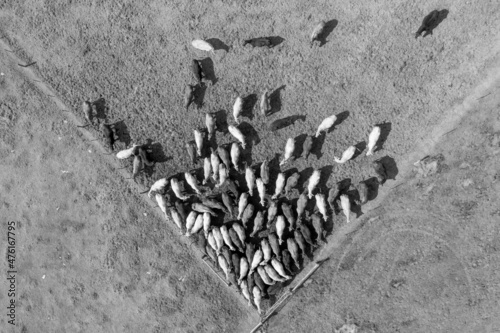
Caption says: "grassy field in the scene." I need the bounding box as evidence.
[0,0,499,332]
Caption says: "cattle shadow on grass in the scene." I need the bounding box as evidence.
[311,132,326,160]
[318,19,339,47]
[112,120,132,147]
[266,153,281,193]
[352,140,367,160]
[419,10,449,38]
[199,57,217,86]
[92,96,108,121]
[293,133,309,160]
[268,85,286,116]
[242,94,257,121]
[238,121,260,147]
[268,114,306,132]
[318,165,334,194]
[374,122,392,153]
[347,188,363,219]
[333,110,350,130]
[213,109,228,135]
[269,36,285,47]
[206,38,230,52]
[363,176,380,201]
[193,83,207,109]
[237,122,260,167]
[144,139,171,163]
[378,155,398,180]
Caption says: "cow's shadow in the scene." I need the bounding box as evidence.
[364,177,379,201]
[318,19,339,47]
[378,155,398,180]
[311,133,326,160]
[214,109,228,135]
[242,94,257,122]
[144,139,171,163]
[375,122,392,153]
[206,38,230,52]
[268,85,286,116]
[199,57,217,86]
[92,96,108,121]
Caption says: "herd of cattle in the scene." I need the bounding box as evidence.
[77,19,409,315]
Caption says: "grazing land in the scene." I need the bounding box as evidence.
[0,0,499,332]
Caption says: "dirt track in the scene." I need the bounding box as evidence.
[1,0,500,332]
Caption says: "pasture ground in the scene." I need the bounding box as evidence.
[1,1,499,332]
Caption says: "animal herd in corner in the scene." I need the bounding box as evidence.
[75,14,449,315]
